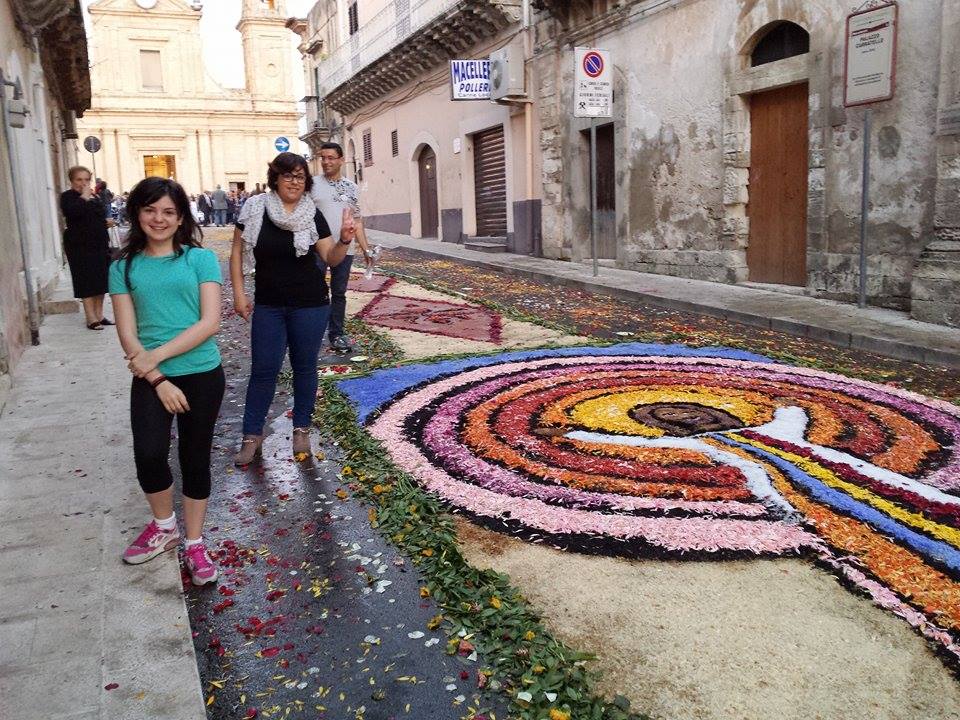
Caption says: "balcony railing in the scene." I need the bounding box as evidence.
[317,0,462,95]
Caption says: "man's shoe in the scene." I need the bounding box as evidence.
[330,336,352,352]
[234,435,263,466]
[123,521,180,565]
[183,543,218,586]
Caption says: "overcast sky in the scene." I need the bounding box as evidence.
[82,0,315,93]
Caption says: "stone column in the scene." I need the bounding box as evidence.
[911,0,960,326]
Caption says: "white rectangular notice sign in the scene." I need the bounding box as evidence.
[574,47,612,118]
[450,60,490,100]
[844,2,897,107]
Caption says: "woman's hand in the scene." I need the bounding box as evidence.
[127,349,161,377]
[234,293,253,322]
[156,382,190,414]
[339,208,356,243]
[80,184,94,200]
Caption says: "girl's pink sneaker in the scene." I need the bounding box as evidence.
[183,543,218,586]
[122,521,180,565]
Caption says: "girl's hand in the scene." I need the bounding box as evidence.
[234,293,253,322]
[156,382,190,414]
[127,349,160,377]
[339,208,356,243]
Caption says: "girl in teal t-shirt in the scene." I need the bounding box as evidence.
[108,177,224,586]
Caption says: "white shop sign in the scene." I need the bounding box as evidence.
[844,2,898,107]
[574,47,612,118]
[450,60,490,100]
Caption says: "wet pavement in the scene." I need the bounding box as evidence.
[183,275,507,720]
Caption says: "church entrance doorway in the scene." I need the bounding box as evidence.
[144,154,176,181]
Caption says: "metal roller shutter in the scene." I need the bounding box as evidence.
[473,126,507,237]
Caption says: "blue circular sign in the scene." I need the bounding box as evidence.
[275,136,290,152]
[583,51,604,78]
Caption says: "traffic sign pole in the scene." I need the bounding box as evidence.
[858,107,872,308]
[590,118,598,278]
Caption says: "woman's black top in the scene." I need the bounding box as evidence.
[238,209,332,307]
[60,189,110,299]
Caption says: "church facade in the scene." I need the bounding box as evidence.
[78,0,300,194]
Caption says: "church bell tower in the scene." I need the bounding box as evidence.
[237,0,294,101]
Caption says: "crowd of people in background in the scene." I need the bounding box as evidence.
[103,182,270,228]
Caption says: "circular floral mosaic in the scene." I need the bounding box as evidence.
[339,344,960,665]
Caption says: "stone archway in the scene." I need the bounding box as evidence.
[721,5,830,288]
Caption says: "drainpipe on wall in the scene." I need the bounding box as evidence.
[0,69,41,346]
[522,0,538,255]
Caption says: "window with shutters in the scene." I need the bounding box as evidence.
[363,129,373,166]
[140,49,163,91]
[348,2,359,35]
[391,130,398,157]
[313,65,321,96]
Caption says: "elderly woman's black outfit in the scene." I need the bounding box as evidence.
[60,189,110,298]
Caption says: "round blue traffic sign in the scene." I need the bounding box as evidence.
[583,51,604,78]
[275,136,290,152]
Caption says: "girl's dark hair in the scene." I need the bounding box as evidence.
[119,176,202,290]
[266,152,313,192]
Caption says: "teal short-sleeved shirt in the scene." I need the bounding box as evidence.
[109,247,222,377]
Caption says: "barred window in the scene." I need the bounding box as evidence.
[363,129,373,166]
[391,129,398,157]
[348,2,359,35]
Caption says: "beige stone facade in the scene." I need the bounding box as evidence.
[292,0,542,251]
[535,0,960,323]
[78,0,301,195]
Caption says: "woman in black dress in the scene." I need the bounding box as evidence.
[61,166,113,329]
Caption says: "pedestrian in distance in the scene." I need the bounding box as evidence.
[60,166,114,330]
[211,184,228,226]
[109,176,225,586]
[197,190,211,226]
[226,190,237,225]
[230,151,355,464]
[310,141,372,352]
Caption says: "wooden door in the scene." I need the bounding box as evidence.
[473,126,507,237]
[747,82,808,285]
[418,146,439,238]
[594,123,616,259]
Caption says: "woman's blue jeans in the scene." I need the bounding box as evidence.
[242,304,330,435]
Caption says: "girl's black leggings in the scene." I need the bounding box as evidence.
[130,365,225,500]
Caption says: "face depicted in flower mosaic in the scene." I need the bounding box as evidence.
[339,344,960,668]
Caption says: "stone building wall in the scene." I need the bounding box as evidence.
[534,0,948,315]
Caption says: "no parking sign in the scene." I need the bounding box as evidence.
[574,47,612,118]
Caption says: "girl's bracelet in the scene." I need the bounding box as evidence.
[151,375,169,389]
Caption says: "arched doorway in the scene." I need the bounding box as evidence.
[746,21,810,286]
[417,145,439,238]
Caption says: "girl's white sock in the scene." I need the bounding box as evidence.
[154,514,177,531]
[184,536,204,548]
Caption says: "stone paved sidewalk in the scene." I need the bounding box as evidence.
[0,311,205,720]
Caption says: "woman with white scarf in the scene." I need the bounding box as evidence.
[230,152,354,463]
